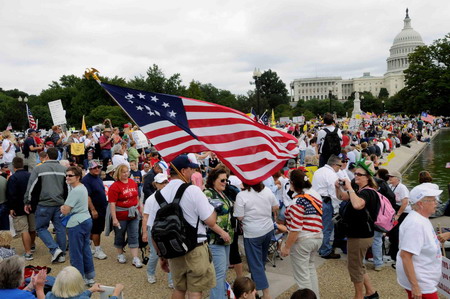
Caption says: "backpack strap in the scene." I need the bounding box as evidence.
[294,194,323,216]
[173,183,191,205]
[324,128,330,134]
[155,190,168,208]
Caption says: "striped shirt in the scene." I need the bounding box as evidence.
[285,194,323,235]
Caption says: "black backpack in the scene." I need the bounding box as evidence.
[151,183,201,259]
[321,127,341,156]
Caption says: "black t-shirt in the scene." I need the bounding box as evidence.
[343,189,379,238]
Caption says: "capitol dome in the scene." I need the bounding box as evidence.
[386,9,425,73]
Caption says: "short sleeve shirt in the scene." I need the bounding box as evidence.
[145,179,214,243]
[108,179,139,221]
[65,185,91,228]
[81,173,107,215]
[390,183,411,213]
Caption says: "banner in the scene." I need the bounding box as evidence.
[438,257,450,298]
[132,130,149,149]
[48,100,67,126]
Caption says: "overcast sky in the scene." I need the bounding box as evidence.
[1,0,448,97]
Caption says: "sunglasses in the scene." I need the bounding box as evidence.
[66,174,76,178]
[354,173,367,177]
[219,179,228,183]
[335,164,343,167]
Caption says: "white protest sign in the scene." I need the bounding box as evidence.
[438,257,450,298]
[279,117,290,123]
[48,99,67,126]
[132,130,149,149]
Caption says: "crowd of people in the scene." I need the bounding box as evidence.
[0,113,448,299]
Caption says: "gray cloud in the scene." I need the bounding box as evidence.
[0,0,448,96]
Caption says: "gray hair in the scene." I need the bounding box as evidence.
[112,144,123,155]
[327,155,341,167]
[0,256,25,289]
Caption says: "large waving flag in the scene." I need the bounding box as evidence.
[26,104,37,129]
[100,83,299,184]
[421,112,435,123]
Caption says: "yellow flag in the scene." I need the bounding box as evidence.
[355,114,361,119]
[271,109,276,127]
[81,115,87,132]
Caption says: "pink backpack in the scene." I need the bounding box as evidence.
[361,187,396,232]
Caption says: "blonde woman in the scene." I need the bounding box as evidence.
[2,130,17,172]
[46,266,124,299]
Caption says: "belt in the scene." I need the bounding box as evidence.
[322,196,331,203]
[196,241,207,247]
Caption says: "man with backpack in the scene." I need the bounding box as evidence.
[145,154,217,299]
[317,113,342,168]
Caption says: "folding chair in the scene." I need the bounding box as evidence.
[266,223,285,267]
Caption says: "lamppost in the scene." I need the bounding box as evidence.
[18,96,29,130]
[382,100,385,115]
[253,68,262,119]
[328,90,332,113]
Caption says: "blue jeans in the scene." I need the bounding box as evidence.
[0,203,10,230]
[68,219,95,279]
[146,226,172,284]
[244,230,272,290]
[372,230,383,267]
[209,244,230,299]
[35,205,66,255]
[100,149,112,160]
[299,150,306,166]
[113,219,139,248]
[319,200,333,256]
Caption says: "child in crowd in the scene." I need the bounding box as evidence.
[290,288,317,299]
[232,277,257,299]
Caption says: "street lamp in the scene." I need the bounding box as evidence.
[382,100,385,114]
[328,90,332,113]
[18,96,29,130]
[253,68,262,119]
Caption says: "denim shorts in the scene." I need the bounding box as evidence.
[113,218,139,248]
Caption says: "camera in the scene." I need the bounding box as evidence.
[338,179,345,186]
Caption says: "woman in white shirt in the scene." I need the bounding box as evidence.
[234,182,279,299]
[1,130,17,172]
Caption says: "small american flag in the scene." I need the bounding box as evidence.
[421,112,435,124]
[26,104,37,129]
[100,83,299,184]
[6,123,12,131]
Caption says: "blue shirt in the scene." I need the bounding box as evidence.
[81,173,107,216]
[0,288,36,299]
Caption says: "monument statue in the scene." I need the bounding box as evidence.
[351,91,363,118]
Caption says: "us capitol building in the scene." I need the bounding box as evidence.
[289,9,424,104]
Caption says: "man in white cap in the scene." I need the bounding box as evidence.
[145,154,217,299]
[387,170,410,263]
[396,184,443,298]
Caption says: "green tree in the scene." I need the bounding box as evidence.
[256,69,289,113]
[378,88,389,99]
[403,33,450,116]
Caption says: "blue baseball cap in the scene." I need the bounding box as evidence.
[170,154,199,170]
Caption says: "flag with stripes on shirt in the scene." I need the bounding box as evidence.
[100,82,299,184]
[26,104,37,129]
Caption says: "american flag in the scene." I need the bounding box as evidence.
[100,83,299,184]
[421,112,435,123]
[26,104,37,129]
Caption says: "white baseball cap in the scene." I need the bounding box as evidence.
[154,173,169,184]
[409,185,443,204]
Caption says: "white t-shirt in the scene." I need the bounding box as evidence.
[234,186,279,238]
[390,183,411,213]
[396,211,442,293]
[1,139,16,163]
[144,179,214,243]
[317,125,343,154]
[312,164,340,213]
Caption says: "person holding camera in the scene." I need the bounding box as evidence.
[204,167,233,299]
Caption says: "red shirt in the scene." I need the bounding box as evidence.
[108,179,139,221]
[99,135,113,150]
[342,134,350,148]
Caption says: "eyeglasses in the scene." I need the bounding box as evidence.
[335,164,343,167]
[66,174,76,178]
[422,199,438,203]
[354,173,367,177]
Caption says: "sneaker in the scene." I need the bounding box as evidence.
[31,245,36,253]
[321,252,341,259]
[147,274,156,284]
[23,253,34,261]
[117,254,126,264]
[84,278,95,286]
[168,282,174,289]
[51,248,63,263]
[132,257,143,268]
[364,291,379,299]
[374,265,383,271]
[57,255,66,263]
[94,248,107,260]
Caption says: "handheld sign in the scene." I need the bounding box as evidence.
[48,100,67,126]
